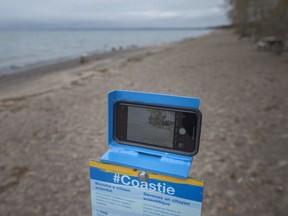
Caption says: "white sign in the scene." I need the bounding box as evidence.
[90,160,204,216]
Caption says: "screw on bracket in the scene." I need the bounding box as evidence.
[138,171,149,181]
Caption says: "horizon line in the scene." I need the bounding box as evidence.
[0,25,232,31]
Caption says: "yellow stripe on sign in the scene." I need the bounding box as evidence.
[89,160,204,187]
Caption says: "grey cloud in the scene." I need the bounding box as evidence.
[0,0,228,27]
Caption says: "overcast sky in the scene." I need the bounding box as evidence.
[0,0,229,28]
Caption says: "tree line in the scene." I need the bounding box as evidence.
[226,0,288,41]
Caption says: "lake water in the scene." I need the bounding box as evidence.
[0,29,210,76]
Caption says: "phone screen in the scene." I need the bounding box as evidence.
[115,102,201,155]
[127,106,175,148]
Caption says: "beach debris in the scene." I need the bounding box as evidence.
[80,54,88,64]
[257,37,285,54]
[128,45,138,49]
[257,40,268,50]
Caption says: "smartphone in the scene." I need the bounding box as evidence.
[114,101,202,156]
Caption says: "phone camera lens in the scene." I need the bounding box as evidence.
[179,128,186,135]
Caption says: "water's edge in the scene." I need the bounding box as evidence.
[0,29,211,77]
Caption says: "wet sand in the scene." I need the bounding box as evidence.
[0,30,287,216]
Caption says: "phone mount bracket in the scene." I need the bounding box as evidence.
[100,90,200,179]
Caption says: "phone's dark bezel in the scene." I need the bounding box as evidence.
[113,101,202,156]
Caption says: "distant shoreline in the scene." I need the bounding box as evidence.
[0,46,139,77]
[0,29,213,77]
[0,46,148,93]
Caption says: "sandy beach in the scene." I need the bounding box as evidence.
[0,30,287,216]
